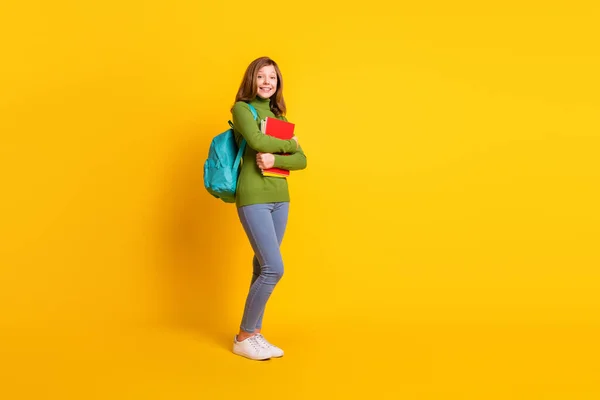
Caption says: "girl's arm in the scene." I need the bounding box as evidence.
[232,102,298,154]
[273,146,307,171]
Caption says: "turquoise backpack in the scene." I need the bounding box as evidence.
[203,103,258,203]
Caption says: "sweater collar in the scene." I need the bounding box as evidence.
[250,95,271,109]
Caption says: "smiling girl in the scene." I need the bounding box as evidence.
[229,57,307,360]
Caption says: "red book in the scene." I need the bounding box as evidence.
[260,117,295,177]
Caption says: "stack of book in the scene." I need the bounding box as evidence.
[260,117,295,178]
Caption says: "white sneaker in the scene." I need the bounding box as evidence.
[255,334,284,358]
[233,335,271,360]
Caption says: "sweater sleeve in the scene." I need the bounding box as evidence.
[273,146,307,171]
[232,102,298,154]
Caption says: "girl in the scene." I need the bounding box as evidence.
[230,57,307,360]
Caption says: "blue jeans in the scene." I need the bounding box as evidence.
[237,202,289,333]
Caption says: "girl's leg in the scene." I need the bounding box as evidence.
[237,203,287,335]
[254,202,289,331]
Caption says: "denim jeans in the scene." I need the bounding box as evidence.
[237,202,289,333]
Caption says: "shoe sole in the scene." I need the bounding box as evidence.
[232,349,271,361]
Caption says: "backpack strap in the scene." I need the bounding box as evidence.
[247,103,259,120]
[232,103,259,172]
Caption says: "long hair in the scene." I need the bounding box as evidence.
[232,56,286,117]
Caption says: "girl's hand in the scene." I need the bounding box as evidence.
[256,152,275,170]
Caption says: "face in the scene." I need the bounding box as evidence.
[256,65,278,99]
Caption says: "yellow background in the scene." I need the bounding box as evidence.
[1,0,599,398]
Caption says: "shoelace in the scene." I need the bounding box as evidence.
[248,336,263,351]
[255,334,273,349]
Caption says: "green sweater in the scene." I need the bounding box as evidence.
[232,96,307,208]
